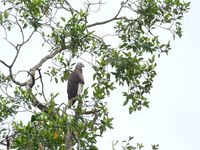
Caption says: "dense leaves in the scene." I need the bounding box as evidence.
[0,0,190,149]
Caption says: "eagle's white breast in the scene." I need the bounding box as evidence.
[77,83,83,95]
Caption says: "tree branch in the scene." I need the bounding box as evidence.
[9,68,26,87]
[20,29,36,48]
[85,0,105,13]
[65,127,72,150]
[87,17,123,28]
[83,109,100,115]
[38,69,47,102]
[32,98,48,113]
[30,48,64,71]
[6,135,10,150]
[87,0,128,28]
[0,60,10,68]
[10,47,20,67]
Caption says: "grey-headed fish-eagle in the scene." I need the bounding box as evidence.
[67,62,85,105]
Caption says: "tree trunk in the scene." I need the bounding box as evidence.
[65,127,72,150]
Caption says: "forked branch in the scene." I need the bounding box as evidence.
[87,0,128,28]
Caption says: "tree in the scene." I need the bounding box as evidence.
[0,0,190,149]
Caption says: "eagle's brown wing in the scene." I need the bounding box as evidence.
[67,69,84,105]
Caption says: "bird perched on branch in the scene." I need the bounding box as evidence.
[67,62,85,106]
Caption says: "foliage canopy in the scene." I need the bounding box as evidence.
[0,0,190,149]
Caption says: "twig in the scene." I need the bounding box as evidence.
[87,0,128,28]
[38,69,47,102]
[79,56,94,67]
[19,29,36,48]
[0,60,10,68]
[87,17,123,28]
[15,11,25,43]
[3,37,16,49]
[85,0,105,13]
[10,47,19,67]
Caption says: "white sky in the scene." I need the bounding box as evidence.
[97,0,200,150]
[0,0,199,150]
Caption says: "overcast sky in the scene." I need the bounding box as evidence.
[0,0,199,150]
[97,0,200,150]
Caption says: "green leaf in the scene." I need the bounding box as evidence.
[129,106,134,114]
[123,99,129,106]
[60,17,66,22]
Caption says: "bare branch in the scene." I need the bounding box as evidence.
[114,0,129,18]
[0,60,10,68]
[84,0,105,13]
[19,29,36,48]
[9,68,26,87]
[87,0,128,28]
[2,24,8,39]
[14,11,25,43]
[25,70,35,90]
[79,56,95,67]
[31,48,64,71]
[101,33,118,38]
[10,47,19,67]
[32,98,48,113]
[87,17,123,28]
[0,141,6,146]
[83,109,100,115]
[7,70,35,91]
[59,0,77,14]
[38,69,47,102]
[3,37,16,49]
[7,46,66,112]
[6,135,10,150]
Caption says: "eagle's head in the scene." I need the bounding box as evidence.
[76,62,85,70]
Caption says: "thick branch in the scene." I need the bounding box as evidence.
[6,135,10,150]
[65,128,72,150]
[83,109,100,115]
[6,47,66,115]
[9,69,26,86]
[32,98,48,113]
